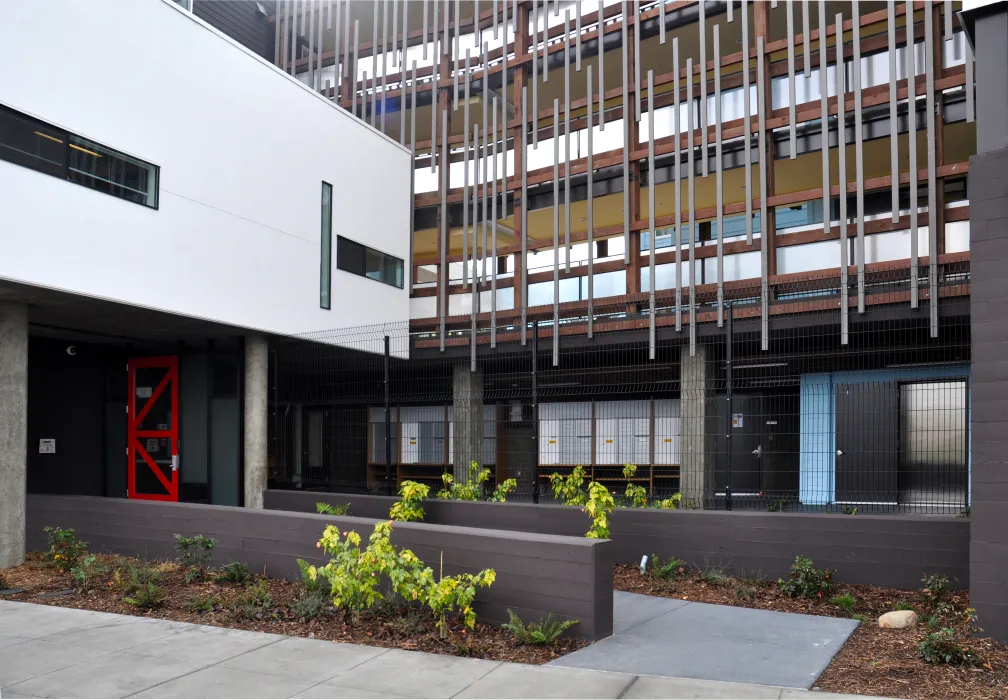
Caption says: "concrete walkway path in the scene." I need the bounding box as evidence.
[0,601,888,699]
[550,592,859,689]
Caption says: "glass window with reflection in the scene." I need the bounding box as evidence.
[336,236,404,289]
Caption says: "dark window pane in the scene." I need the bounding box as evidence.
[336,236,404,289]
[67,135,158,208]
[0,106,66,177]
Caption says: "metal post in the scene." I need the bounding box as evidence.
[531,320,539,503]
[725,306,733,511]
[384,334,393,495]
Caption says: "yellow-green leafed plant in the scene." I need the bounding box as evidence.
[584,482,616,539]
[490,478,518,502]
[549,465,588,506]
[428,568,496,638]
[389,480,429,522]
[438,461,489,501]
[652,492,683,509]
[623,464,648,508]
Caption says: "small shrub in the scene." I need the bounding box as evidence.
[737,586,757,600]
[175,534,216,582]
[652,493,682,510]
[852,613,870,623]
[385,605,429,636]
[231,580,273,620]
[549,466,588,506]
[893,600,915,612]
[389,481,429,522]
[767,499,787,513]
[651,555,688,581]
[316,502,350,516]
[427,569,496,638]
[44,527,88,574]
[921,573,949,608]
[777,556,835,600]
[213,562,250,584]
[115,562,159,596]
[70,554,107,591]
[124,579,164,609]
[829,592,857,614]
[438,462,489,501]
[923,613,941,629]
[841,505,858,515]
[699,568,730,586]
[490,478,518,503]
[584,482,615,539]
[289,589,330,621]
[502,609,578,645]
[919,628,984,666]
[622,464,648,508]
[296,558,324,593]
[183,593,221,613]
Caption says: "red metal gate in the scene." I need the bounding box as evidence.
[127,356,179,501]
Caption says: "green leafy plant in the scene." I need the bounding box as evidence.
[70,554,107,591]
[183,593,221,613]
[777,556,835,600]
[699,568,730,586]
[123,579,165,609]
[921,573,950,608]
[652,493,682,509]
[584,482,616,539]
[502,609,578,645]
[549,466,588,506]
[213,561,250,584]
[852,613,870,623]
[490,478,518,503]
[829,592,857,614]
[737,586,757,600]
[289,588,330,621]
[316,502,350,516]
[114,562,159,596]
[841,505,859,515]
[44,527,88,574]
[427,568,496,638]
[767,498,788,513]
[438,462,490,501]
[919,628,984,666]
[385,606,429,636]
[175,534,216,582]
[231,580,273,620]
[389,480,429,522]
[651,555,688,581]
[893,600,915,612]
[622,464,648,508]
[296,558,325,593]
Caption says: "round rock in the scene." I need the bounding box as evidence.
[878,610,918,629]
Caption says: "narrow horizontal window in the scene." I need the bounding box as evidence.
[336,236,404,289]
[0,104,159,209]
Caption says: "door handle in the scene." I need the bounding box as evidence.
[752,445,762,457]
[171,454,180,472]
[836,449,844,456]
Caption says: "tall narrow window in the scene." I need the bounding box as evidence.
[320,181,333,309]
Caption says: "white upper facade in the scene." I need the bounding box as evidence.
[0,0,411,338]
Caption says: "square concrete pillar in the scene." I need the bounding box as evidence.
[679,344,707,508]
[243,333,268,508]
[452,364,484,482]
[0,302,28,567]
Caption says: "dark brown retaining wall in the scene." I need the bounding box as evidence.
[265,490,970,590]
[26,494,613,641]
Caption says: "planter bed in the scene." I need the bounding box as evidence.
[0,552,587,665]
[613,564,1008,700]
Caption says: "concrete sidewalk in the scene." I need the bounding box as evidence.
[0,601,889,699]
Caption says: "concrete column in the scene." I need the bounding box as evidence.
[679,345,707,508]
[243,334,268,509]
[452,364,483,481]
[0,302,28,568]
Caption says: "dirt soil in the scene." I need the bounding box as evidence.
[614,563,1008,700]
[0,552,585,665]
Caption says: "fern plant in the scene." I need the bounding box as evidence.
[502,609,578,644]
[316,502,350,516]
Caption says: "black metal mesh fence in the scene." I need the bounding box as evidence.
[270,261,971,515]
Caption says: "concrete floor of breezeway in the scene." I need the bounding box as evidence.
[0,598,886,699]
[548,591,860,690]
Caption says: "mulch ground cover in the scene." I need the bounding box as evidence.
[614,563,1008,700]
[0,552,584,665]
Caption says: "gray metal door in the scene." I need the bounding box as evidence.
[835,382,899,504]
